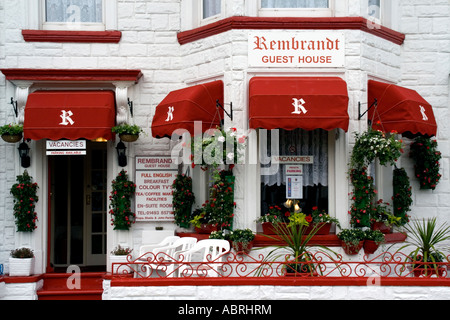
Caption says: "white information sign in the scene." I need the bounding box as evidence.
[286,176,303,199]
[248,32,345,68]
[135,156,178,222]
[46,140,86,156]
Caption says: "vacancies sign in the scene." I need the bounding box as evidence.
[248,32,345,68]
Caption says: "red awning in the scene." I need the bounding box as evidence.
[368,80,437,137]
[24,90,116,141]
[249,77,349,132]
[151,80,224,138]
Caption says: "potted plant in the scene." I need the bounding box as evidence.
[409,136,442,190]
[363,229,385,255]
[112,123,144,142]
[9,248,34,276]
[259,211,336,276]
[190,208,218,234]
[257,205,290,235]
[370,200,400,234]
[110,245,133,275]
[172,174,195,228]
[229,229,255,254]
[0,123,23,143]
[337,228,365,255]
[109,170,137,231]
[10,170,39,232]
[395,217,450,277]
[305,207,341,235]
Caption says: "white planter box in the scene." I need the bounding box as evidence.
[110,255,132,275]
[9,258,34,277]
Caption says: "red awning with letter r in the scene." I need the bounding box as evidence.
[368,80,437,137]
[249,77,349,132]
[24,90,116,141]
[151,80,224,138]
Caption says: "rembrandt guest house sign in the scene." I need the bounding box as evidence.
[135,156,177,222]
[248,31,345,68]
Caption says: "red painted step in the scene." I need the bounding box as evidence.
[37,272,105,300]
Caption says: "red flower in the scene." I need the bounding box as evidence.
[306,215,312,223]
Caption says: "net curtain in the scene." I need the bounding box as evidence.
[45,0,103,23]
[261,129,328,187]
[260,0,329,8]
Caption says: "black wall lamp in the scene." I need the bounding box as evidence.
[18,141,30,168]
[116,141,127,167]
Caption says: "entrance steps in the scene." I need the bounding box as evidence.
[37,272,105,300]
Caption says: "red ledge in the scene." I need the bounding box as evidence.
[0,68,143,83]
[3,275,43,284]
[111,277,450,288]
[178,232,407,247]
[177,16,405,46]
[22,30,122,43]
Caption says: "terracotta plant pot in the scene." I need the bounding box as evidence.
[341,241,364,255]
[232,241,253,254]
[195,224,218,234]
[305,222,332,235]
[363,240,380,255]
[371,222,392,234]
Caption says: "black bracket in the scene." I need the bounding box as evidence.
[128,98,134,117]
[10,97,18,118]
[358,99,377,121]
[216,100,233,122]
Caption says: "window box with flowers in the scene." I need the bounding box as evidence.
[370,200,401,234]
[10,170,39,232]
[0,123,23,143]
[256,204,291,235]
[305,206,341,235]
[109,170,137,231]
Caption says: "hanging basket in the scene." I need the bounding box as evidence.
[1,134,22,143]
[119,134,139,142]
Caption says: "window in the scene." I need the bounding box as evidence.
[42,0,108,31]
[368,0,381,21]
[260,129,329,217]
[258,0,332,17]
[203,0,221,19]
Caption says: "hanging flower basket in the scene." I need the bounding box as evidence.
[112,124,144,143]
[0,124,23,143]
[341,241,364,255]
[119,134,139,142]
[109,170,137,231]
[10,171,39,232]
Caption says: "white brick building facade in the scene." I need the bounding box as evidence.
[0,0,449,300]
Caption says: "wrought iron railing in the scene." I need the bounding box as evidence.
[111,251,450,280]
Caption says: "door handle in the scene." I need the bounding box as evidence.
[86,195,91,205]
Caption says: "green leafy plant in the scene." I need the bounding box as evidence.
[364,229,385,244]
[409,136,442,190]
[191,127,246,170]
[350,129,403,169]
[209,230,228,240]
[259,211,335,276]
[228,229,255,243]
[392,167,412,226]
[256,205,290,224]
[110,245,133,256]
[109,170,136,230]
[112,123,143,136]
[208,170,235,230]
[349,167,375,228]
[10,247,34,259]
[309,206,341,228]
[395,218,450,275]
[337,228,365,247]
[10,171,39,232]
[0,123,23,135]
[172,174,195,228]
[370,200,400,227]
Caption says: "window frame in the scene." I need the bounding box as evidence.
[28,0,117,31]
[199,0,224,26]
[258,0,334,18]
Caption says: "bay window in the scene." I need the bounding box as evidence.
[203,0,222,19]
[260,129,330,217]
